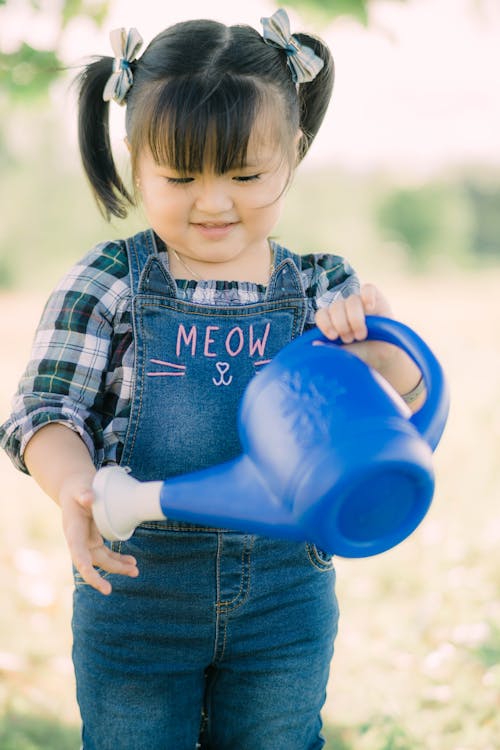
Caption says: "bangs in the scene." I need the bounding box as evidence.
[131,76,290,174]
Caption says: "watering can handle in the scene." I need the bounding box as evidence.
[299,315,449,451]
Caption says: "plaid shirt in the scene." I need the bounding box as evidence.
[0,238,359,473]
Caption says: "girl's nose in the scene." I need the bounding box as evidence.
[194,178,234,214]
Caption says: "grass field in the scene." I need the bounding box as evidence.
[1,267,499,749]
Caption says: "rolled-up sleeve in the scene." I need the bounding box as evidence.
[303,252,360,328]
[0,241,128,473]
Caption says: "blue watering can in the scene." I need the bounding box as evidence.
[92,316,449,558]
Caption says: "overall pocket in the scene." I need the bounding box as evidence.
[305,542,334,571]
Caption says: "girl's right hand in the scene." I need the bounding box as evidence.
[59,472,139,595]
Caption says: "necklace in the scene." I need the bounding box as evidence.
[170,246,274,283]
[170,247,204,280]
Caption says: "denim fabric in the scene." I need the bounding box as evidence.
[72,229,339,748]
[121,231,308,479]
[0,231,360,475]
[72,527,338,750]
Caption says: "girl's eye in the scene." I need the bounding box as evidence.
[233,174,262,183]
[164,177,194,185]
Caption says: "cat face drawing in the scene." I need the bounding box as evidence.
[147,321,273,387]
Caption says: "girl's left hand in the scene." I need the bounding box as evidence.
[314,283,399,375]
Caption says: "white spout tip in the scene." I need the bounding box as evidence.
[92,466,164,541]
[92,466,137,541]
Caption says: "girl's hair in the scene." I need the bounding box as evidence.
[77,19,334,219]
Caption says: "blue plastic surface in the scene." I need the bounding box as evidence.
[157,316,449,557]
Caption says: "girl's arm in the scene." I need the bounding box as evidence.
[315,283,426,412]
[24,423,138,595]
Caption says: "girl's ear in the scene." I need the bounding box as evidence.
[295,129,304,164]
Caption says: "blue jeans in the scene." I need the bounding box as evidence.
[72,524,338,749]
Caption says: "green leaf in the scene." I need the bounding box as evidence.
[281,0,369,25]
[0,45,62,102]
[61,0,109,28]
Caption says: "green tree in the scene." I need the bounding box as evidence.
[464,180,500,258]
[0,0,108,104]
[285,0,406,25]
[377,182,472,268]
[0,0,408,105]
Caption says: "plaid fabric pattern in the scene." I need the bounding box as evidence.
[0,238,359,473]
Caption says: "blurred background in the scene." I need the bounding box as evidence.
[1,1,499,748]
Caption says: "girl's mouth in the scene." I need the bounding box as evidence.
[193,222,238,239]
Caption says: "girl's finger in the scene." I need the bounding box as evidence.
[63,513,112,594]
[92,546,139,577]
[326,301,352,342]
[315,306,338,339]
[360,283,377,313]
[76,488,95,509]
[73,548,112,595]
[344,294,368,341]
[105,548,137,566]
[360,283,392,316]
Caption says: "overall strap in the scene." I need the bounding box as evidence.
[125,232,306,300]
[265,242,305,301]
[125,229,177,297]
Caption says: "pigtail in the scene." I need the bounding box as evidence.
[76,57,134,220]
[293,33,335,161]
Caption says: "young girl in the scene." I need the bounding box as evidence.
[1,9,424,749]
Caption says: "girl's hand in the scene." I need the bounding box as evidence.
[314,283,424,408]
[315,283,398,373]
[59,472,139,595]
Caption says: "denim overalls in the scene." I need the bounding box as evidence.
[72,230,339,750]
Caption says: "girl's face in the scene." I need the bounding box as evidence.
[135,132,292,271]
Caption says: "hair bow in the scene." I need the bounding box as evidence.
[103,27,143,105]
[261,9,324,84]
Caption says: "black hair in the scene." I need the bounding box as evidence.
[76,18,334,220]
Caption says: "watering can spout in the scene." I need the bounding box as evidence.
[93,316,450,557]
[161,455,300,538]
[92,458,300,543]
